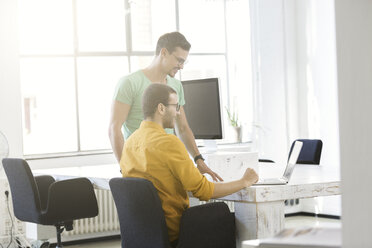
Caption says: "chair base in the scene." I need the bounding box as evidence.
[56,225,64,248]
[55,221,73,248]
[31,240,50,248]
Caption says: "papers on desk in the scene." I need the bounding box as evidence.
[247,227,341,248]
[204,151,258,182]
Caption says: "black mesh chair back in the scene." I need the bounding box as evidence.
[288,139,323,164]
[2,158,42,223]
[109,177,170,248]
[4,159,41,222]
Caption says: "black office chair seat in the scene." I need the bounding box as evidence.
[2,158,99,248]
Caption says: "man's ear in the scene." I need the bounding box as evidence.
[160,48,168,58]
[157,103,166,115]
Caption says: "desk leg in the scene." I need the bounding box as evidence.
[234,201,285,247]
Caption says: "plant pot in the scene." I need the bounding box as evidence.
[233,126,242,143]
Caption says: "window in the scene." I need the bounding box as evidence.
[76,0,127,52]
[178,0,225,53]
[20,57,77,154]
[19,0,253,156]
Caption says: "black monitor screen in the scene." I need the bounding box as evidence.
[181,78,223,139]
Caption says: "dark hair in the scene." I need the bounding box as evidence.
[155,32,191,55]
[142,84,177,118]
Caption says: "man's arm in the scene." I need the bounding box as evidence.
[211,168,259,198]
[175,106,223,182]
[108,100,131,163]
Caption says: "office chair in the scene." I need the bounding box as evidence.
[288,139,323,164]
[109,177,235,248]
[109,177,170,248]
[2,158,99,248]
[178,201,235,248]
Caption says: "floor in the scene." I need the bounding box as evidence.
[63,216,341,248]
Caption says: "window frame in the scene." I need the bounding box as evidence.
[21,0,250,162]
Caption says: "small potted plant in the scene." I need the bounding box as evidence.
[225,107,242,143]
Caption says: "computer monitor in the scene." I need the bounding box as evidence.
[181,78,223,139]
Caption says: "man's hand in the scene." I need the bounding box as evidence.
[241,168,259,187]
[196,159,223,182]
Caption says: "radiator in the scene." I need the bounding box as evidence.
[62,188,120,238]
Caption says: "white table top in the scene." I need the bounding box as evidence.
[242,227,342,248]
[220,163,340,202]
[34,163,341,203]
[34,163,120,190]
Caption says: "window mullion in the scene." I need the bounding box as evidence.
[175,0,180,31]
[72,0,81,152]
[124,0,132,72]
[223,0,230,110]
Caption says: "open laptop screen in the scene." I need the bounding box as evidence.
[282,141,303,181]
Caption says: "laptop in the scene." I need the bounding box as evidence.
[253,141,303,185]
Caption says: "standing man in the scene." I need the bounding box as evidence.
[109,31,222,181]
[121,83,259,245]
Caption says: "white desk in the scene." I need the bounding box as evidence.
[34,163,340,247]
[219,163,340,247]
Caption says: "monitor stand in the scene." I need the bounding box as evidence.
[202,139,218,153]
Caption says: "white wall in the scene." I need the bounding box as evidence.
[250,0,341,215]
[250,0,340,166]
[294,0,339,167]
[291,0,340,216]
[0,0,23,160]
[334,1,372,247]
[0,0,25,241]
[250,0,289,163]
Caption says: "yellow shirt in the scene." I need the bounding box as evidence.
[120,121,214,242]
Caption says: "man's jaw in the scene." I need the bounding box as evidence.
[163,119,176,129]
[168,68,179,78]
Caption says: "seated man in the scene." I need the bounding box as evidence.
[120,83,259,245]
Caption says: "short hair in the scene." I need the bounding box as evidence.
[142,84,177,118]
[155,32,191,55]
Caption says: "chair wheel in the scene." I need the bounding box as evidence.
[31,240,50,248]
[40,242,50,248]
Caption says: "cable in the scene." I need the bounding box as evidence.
[5,191,14,248]
[4,191,29,248]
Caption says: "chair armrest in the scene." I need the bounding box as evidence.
[43,177,98,224]
[34,175,55,210]
[259,159,275,163]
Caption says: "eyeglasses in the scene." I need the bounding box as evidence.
[172,54,188,66]
[165,103,180,111]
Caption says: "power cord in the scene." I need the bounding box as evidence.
[5,190,14,248]
[4,191,30,248]
[0,190,5,246]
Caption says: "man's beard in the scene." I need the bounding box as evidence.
[162,113,174,129]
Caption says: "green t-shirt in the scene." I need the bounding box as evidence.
[113,70,186,139]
